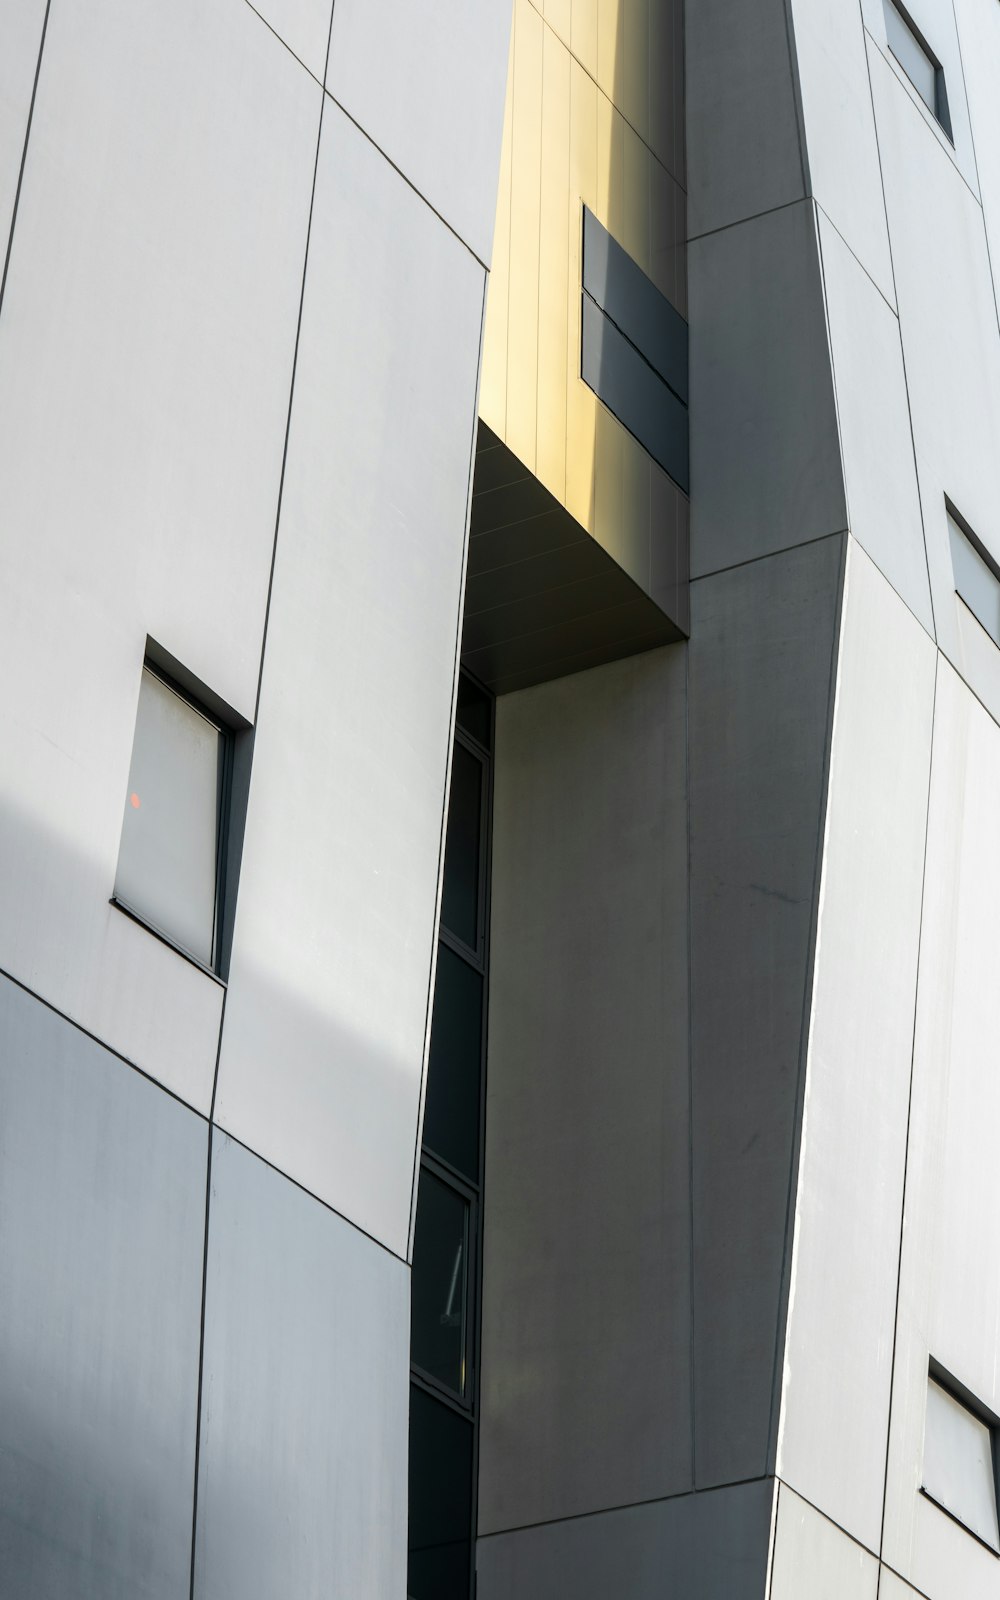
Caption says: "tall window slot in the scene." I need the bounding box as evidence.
[882,0,952,138]
[408,670,493,1600]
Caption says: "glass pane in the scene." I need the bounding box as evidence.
[455,676,491,750]
[411,1169,469,1397]
[949,514,1000,647]
[408,1385,473,1600]
[440,743,481,950]
[423,944,483,1181]
[115,668,222,967]
[924,1378,1000,1550]
[883,0,937,115]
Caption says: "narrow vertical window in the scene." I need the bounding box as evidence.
[882,0,952,138]
[114,663,231,971]
[408,670,493,1600]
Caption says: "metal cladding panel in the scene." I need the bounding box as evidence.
[883,662,1000,1599]
[326,0,512,265]
[477,1477,776,1600]
[769,1485,879,1600]
[786,0,894,302]
[0,0,318,1104]
[215,101,486,1259]
[193,1133,409,1600]
[0,973,206,1600]
[776,544,935,1552]
[868,39,1000,688]
[685,0,804,239]
[954,0,1000,309]
[817,213,932,636]
[862,0,977,195]
[251,0,332,80]
[480,646,690,1533]
[877,1573,927,1600]
[0,0,47,246]
[688,533,844,1490]
[688,201,847,581]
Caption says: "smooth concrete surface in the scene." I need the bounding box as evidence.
[776,544,935,1554]
[688,533,844,1490]
[250,0,331,81]
[787,0,894,303]
[327,0,512,266]
[193,1134,408,1600]
[818,212,932,637]
[882,662,1000,1600]
[216,101,486,1260]
[685,0,804,239]
[688,201,846,580]
[0,974,206,1599]
[769,1484,878,1599]
[0,0,317,1105]
[869,40,1000,722]
[0,0,47,253]
[477,1477,777,1600]
[480,646,690,1533]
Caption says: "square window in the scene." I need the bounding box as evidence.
[114,664,230,970]
[923,1371,1000,1552]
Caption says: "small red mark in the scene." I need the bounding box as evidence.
[130,793,141,809]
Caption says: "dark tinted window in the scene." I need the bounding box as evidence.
[423,946,483,1179]
[440,743,482,950]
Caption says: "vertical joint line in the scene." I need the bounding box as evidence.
[0,0,54,324]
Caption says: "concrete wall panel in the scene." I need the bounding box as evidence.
[478,1478,776,1600]
[250,0,331,80]
[216,102,486,1258]
[480,645,690,1532]
[769,1485,878,1600]
[0,974,206,1600]
[327,0,512,265]
[0,0,46,251]
[193,1134,408,1600]
[688,200,846,580]
[776,545,935,1552]
[689,533,843,1488]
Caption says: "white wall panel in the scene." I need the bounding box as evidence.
[769,1485,878,1600]
[818,213,931,634]
[327,0,512,266]
[250,0,331,80]
[870,41,1000,696]
[788,0,894,301]
[777,544,934,1553]
[216,101,486,1259]
[0,0,316,1108]
[862,0,977,194]
[953,0,1000,320]
[883,662,1000,1600]
[0,0,46,249]
[194,1134,408,1600]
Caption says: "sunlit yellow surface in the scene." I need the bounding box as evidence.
[480,0,687,592]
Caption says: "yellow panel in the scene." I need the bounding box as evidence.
[565,58,598,533]
[623,0,650,144]
[596,0,624,110]
[649,151,683,307]
[593,398,624,564]
[506,0,544,472]
[479,29,516,438]
[622,118,651,276]
[570,0,598,80]
[536,25,571,501]
[597,93,624,244]
[543,0,572,49]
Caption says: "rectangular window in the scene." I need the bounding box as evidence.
[948,507,1000,649]
[923,1370,1000,1552]
[115,663,231,971]
[882,0,952,138]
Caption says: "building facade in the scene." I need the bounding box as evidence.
[3,0,1000,1596]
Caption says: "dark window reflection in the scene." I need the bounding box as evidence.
[455,676,491,751]
[423,945,482,1180]
[440,743,481,950]
[411,1169,469,1396]
[408,1386,473,1600]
